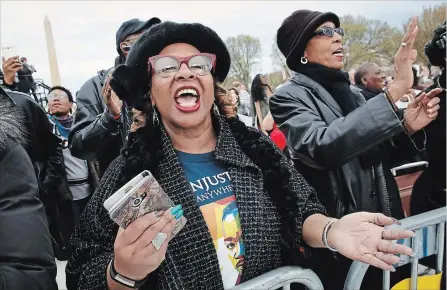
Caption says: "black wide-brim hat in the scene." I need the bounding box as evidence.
[110,21,231,110]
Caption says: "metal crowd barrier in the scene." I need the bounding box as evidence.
[344,207,446,290]
[230,266,323,290]
[390,161,428,176]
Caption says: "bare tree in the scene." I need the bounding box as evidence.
[341,15,403,71]
[270,38,291,77]
[225,35,262,87]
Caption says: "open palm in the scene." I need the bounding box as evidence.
[404,88,443,134]
[328,212,414,271]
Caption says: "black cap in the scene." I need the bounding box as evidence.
[277,10,340,71]
[110,21,231,110]
[116,17,161,55]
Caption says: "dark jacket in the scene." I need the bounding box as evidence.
[4,89,71,203]
[0,96,57,290]
[411,71,446,215]
[66,116,326,290]
[270,73,424,219]
[69,69,130,178]
[355,84,381,101]
[419,72,446,187]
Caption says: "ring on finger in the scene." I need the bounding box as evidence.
[152,232,168,251]
[401,42,407,47]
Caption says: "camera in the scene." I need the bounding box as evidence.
[132,192,147,207]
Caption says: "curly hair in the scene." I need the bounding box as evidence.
[119,80,301,267]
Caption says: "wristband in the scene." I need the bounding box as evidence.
[383,88,399,112]
[109,258,148,289]
[322,220,338,252]
[111,112,121,120]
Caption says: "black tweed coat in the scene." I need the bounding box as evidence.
[65,116,326,290]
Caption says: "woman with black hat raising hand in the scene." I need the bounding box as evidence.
[270,10,443,289]
[66,21,416,290]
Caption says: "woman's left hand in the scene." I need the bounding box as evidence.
[327,212,415,272]
[403,88,443,135]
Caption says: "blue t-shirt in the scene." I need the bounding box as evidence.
[176,151,245,289]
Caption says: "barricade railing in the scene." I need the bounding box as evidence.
[390,161,428,176]
[230,266,323,290]
[344,207,446,290]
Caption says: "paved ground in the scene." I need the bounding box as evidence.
[56,260,67,290]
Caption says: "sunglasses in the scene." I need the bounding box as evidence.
[148,53,216,78]
[48,93,68,100]
[313,27,345,37]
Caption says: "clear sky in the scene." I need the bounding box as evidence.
[1,0,443,97]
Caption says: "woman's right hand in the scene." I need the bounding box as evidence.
[112,206,183,281]
[1,56,22,85]
[102,71,123,117]
[388,16,419,102]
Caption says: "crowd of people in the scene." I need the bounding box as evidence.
[0,9,445,290]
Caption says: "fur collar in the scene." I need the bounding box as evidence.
[0,95,25,152]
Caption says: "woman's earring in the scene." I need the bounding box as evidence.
[300,56,308,64]
[152,106,160,127]
[213,103,220,116]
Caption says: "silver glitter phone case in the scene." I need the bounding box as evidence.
[103,171,186,236]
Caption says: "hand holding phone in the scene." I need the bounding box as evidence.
[1,46,19,62]
[1,47,22,85]
[110,208,181,285]
[104,170,187,233]
[104,171,187,287]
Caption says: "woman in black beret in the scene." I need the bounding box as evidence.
[66,21,415,290]
[270,10,443,289]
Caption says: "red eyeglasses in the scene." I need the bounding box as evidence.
[148,53,216,78]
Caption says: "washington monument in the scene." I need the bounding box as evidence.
[44,15,61,86]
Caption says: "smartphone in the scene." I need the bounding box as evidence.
[103,170,187,236]
[1,46,19,61]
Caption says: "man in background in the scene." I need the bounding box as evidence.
[354,62,386,100]
[69,17,161,178]
[47,86,93,227]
